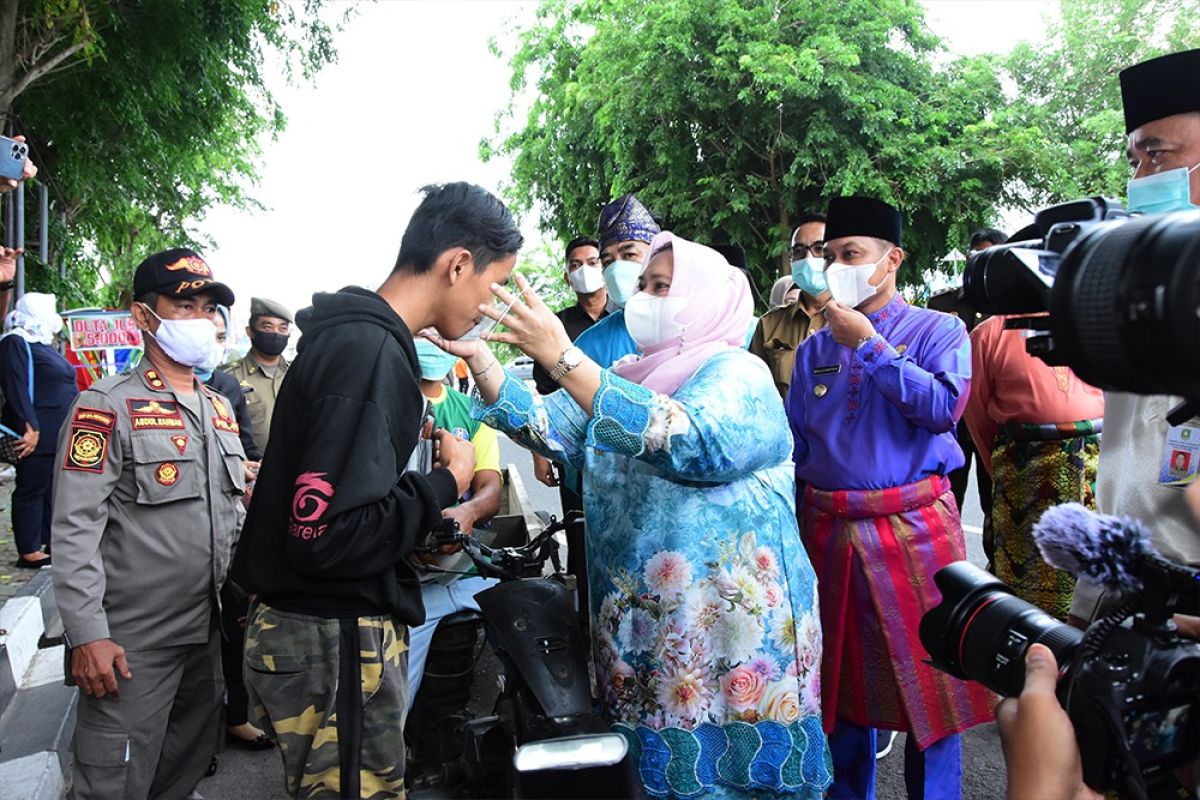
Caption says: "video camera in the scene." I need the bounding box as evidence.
[920,504,1199,798]
[962,199,1200,423]
[928,200,1200,797]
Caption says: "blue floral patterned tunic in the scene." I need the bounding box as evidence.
[474,349,832,798]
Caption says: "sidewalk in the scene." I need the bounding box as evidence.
[0,467,39,603]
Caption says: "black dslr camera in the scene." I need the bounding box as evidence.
[921,555,1199,798]
[962,200,1200,422]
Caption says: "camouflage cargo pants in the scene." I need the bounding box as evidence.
[244,602,409,799]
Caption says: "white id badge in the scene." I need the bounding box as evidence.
[1158,422,1200,487]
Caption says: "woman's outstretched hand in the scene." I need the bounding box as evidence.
[483,273,573,368]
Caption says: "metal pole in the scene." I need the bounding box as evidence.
[15,181,24,298]
[39,183,47,265]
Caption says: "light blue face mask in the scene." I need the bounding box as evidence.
[790,257,828,297]
[602,259,643,307]
[414,339,460,381]
[1127,164,1200,214]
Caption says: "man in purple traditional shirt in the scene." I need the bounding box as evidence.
[786,196,993,800]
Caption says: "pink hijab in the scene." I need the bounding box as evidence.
[612,231,754,396]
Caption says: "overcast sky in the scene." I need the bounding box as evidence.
[198,0,1055,328]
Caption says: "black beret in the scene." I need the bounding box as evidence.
[824,196,903,247]
[1120,49,1200,134]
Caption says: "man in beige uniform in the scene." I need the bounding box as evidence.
[748,213,829,399]
[52,248,246,800]
[224,296,292,455]
[1071,48,1200,622]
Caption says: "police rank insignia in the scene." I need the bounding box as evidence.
[143,370,167,391]
[63,406,115,473]
[155,462,180,486]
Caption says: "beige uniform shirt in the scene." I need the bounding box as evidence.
[51,362,246,650]
[223,354,289,456]
[748,296,827,399]
[1071,392,1200,619]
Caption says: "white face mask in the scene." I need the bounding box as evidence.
[567,264,605,294]
[140,303,219,368]
[623,291,691,349]
[824,248,893,309]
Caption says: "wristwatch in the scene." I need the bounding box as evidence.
[549,346,584,382]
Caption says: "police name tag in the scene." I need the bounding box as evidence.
[1158,423,1200,487]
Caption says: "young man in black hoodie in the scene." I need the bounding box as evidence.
[232,182,522,799]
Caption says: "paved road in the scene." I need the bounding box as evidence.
[201,438,1003,799]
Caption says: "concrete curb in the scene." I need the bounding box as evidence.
[0,569,73,800]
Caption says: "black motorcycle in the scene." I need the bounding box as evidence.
[407,512,640,799]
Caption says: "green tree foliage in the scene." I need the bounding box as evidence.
[487,0,1200,304]
[485,0,1013,300]
[3,0,341,307]
[995,0,1200,206]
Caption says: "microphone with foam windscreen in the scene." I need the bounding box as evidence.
[1033,503,1199,612]
[1032,503,1154,591]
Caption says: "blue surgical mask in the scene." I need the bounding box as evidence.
[414,339,460,381]
[602,259,643,307]
[1127,164,1200,214]
[790,257,828,297]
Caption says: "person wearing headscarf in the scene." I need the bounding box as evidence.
[572,193,659,369]
[430,232,832,798]
[768,276,794,309]
[786,197,992,799]
[1,292,76,568]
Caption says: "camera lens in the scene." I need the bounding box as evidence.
[1050,210,1200,398]
[920,562,1083,697]
[962,243,1058,315]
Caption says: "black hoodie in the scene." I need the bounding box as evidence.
[230,287,458,624]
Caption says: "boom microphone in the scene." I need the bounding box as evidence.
[1032,503,1154,591]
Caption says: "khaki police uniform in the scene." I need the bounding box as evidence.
[224,354,289,456]
[51,361,246,800]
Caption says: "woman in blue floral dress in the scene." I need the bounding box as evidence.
[430,233,831,798]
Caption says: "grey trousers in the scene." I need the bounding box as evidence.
[70,625,223,800]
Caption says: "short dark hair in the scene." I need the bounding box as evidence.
[794,212,827,229]
[393,182,524,274]
[970,228,1009,249]
[565,236,599,262]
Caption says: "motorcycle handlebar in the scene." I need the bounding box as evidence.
[424,510,584,582]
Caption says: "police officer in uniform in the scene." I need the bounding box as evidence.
[52,248,246,800]
[223,296,292,456]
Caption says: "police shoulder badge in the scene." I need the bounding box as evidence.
[63,406,115,474]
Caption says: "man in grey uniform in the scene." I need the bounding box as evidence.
[52,248,246,799]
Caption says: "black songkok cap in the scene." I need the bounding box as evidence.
[1120,48,1200,134]
[824,196,903,247]
[709,243,747,271]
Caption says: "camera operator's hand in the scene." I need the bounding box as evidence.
[997,644,1102,800]
[823,300,877,349]
[1174,613,1200,640]
[0,135,36,193]
[433,428,475,497]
